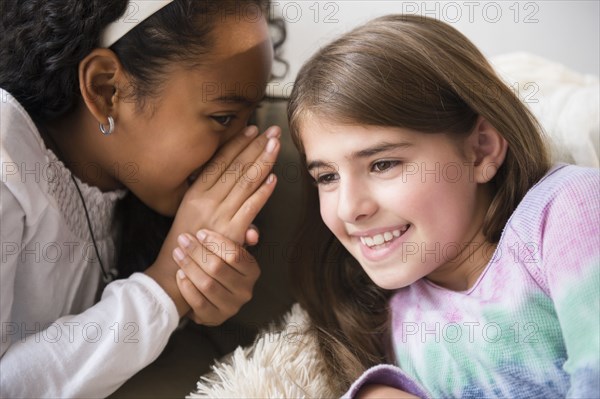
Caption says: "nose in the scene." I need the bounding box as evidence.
[337,177,377,223]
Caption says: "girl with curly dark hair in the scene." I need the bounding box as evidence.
[0,1,283,396]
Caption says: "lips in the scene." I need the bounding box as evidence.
[355,224,412,262]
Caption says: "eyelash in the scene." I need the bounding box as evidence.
[313,160,401,186]
[211,114,236,127]
[314,173,338,186]
[371,160,400,173]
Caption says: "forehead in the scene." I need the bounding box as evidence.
[198,14,273,103]
[299,116,463,165]
[300,117,406,154]
[210,8,272,56]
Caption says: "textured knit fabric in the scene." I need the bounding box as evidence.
[0,89,180,398]
[345,164,600,398]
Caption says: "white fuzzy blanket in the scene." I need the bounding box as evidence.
[187,304,334,398]
[491,52,599,168]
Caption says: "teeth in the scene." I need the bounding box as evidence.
[360,226,409,248]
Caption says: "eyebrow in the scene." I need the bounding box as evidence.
[306,141,413,172]
[353,141,413,158]
[209,94,265,106]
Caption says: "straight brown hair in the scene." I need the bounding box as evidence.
[287,14,551,395]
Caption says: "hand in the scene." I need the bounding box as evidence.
[173,230,259,326]
[357,384,419,399]
[175,124,280,244]
[245,224,260,247]
[146,125,280,317]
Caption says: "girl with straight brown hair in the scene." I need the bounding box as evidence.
[287,14,599,398]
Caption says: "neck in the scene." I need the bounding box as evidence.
[427,235,496,291]
[41,103,123,192]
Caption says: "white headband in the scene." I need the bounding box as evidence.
[100,0,175,48]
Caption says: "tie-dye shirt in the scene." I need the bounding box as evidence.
[344,164,599,398]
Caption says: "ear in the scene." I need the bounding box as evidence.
[78,48,128,127]
[465,116,508,183]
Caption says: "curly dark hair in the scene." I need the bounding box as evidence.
[0,0,284,122]
[1,0,286,276]
[1,1,124,120]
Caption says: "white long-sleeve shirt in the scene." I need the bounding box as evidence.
[0,89,179,398]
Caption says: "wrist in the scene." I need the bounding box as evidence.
[145,259,190,318]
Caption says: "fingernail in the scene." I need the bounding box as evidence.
[244,126,258,137]
[173,248,185,262]
[177,269,186,280]
[196,230,207,242]
[267,174,275,184]
[177,234,191,248]
[266,127,280,139]
[266,138,278,154]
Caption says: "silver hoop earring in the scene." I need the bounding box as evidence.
[99,116,115,136]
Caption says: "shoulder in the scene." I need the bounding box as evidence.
[1,88,49,168]
[1,88,44,143]
[503,164,599,290]
[1,88,52,219]
[507,164,599,233]
[531,164,598,199]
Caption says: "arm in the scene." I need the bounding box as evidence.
[0,186,179,398]
[357,385,419,399]
[342,365,431,399]
[541,170,600,397]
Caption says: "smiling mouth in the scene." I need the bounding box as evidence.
[359,225,410,249]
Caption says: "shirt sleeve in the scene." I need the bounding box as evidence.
[541,168,600,397]
[0,184,25,360]
[342,364,431,399]
[0,272,180,398]
[0,181,180,398]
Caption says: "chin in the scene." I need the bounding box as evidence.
[155,204,178,217]
[140,192,182,217]
[372,278,404,291]
[158,196,183,217]
[368,268,419,291]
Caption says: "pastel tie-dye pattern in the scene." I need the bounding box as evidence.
[344,165,599,398]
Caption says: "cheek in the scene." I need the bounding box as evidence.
[319,193,340,234]
[164,132,219,171]
[415,178,477,237]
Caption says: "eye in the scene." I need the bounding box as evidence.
[372,160,400,173]
[314,173,339,186]
[211,114,236,127]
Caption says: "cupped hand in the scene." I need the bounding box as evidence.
[146,125,280,318]
[175,124,280,244]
